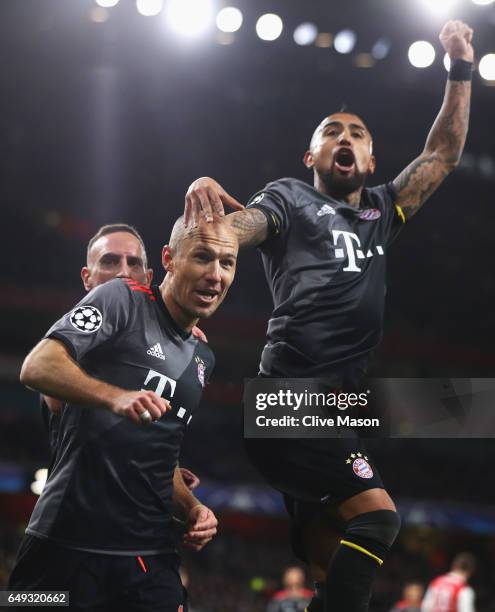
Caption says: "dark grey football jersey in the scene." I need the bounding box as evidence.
[247,178,404,383]
[26,279,214,555]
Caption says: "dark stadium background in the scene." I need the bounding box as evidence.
[1,1,494,609]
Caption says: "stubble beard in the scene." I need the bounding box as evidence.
[319,166,369,199]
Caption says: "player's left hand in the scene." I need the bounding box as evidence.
[440,20,474,62]
[183,504,218,551]
[185,177,244,227]
[191,326,208,343]
[179,467,201,490]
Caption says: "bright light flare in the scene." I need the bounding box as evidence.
[216,7,243,33]
[417,0,460,15]
[472,0,494,5]
[479,53,495,80]
[293,22,318,46]
[372,38,391,60]
[165,0,214,37]
[256,14,283,41]
[443,53,451,71]
[96,0,119,7]
[136,0,162,16]
[334,30,356,54]
[408,40,436,68]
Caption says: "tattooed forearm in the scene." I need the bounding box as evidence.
[425,80,471,165]
[394,79,471,218]
[394,154,450,219]
[227,208,269,248]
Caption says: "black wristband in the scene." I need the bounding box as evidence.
[448,59,473,81]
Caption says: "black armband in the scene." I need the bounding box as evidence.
[448,59,473,81]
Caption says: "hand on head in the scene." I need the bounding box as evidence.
[185,177,244,227]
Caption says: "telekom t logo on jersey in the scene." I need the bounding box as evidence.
[332,230,384,272]
[141,370,177,399]
[141,370,192,424]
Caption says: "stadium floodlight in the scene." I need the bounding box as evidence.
[334,30,357,54]
[96,0,119,7]
[443,53,451,71]
[293,23,318,46]
[408,40,435,68]
[417,0,459,15]
[256,14,283,41]
[479,53,495,80]
[472,0,494,5]
[216,7,243,33]
[165,0,214,37]
[371,37,391,60]
[136,0,162,17]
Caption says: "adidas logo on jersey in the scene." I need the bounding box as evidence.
[147,343,165,360]
[317,204,336,217]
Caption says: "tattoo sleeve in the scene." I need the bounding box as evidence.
[227,208,269,248]
[393,79,471,219]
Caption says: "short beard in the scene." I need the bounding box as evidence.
[318,167,368,199]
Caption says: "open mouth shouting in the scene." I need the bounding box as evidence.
[334,147,356,175]
[194,288,219,306]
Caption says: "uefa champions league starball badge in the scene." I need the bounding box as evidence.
[69,306,103,333]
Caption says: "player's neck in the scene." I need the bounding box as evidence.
[314,177,363,208]
[159,281,198,333]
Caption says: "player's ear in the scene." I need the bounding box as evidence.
[145,268,154,286]
[303,150,314,169]
[81,267,91,291]
[162,245,174,272]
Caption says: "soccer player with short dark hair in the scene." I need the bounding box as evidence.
[421,553,476,612]
[43,222,204,490]
[184,20,473,612]
[10,217,238,611]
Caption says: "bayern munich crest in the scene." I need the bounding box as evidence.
[69,306,103,334]
[353,458,374,479]
[346,452,373,479]
[195,356,206,387]
[359,208,381,221]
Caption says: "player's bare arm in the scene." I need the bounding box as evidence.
[172,467,217,550]
[172,466,201,520]
[185,177,269,247]
[393,20,473,219]
[20,338,170,425]
[227,207,269,248]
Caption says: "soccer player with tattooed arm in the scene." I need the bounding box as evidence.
[184,20,473,612]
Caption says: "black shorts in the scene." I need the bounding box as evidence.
[8,535,187,612]
[245,436,383,562]
[283,495,345,563]
[244,435,384,505]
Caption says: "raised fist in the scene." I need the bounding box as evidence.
[440,20,474,63]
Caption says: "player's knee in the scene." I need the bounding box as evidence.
[346,509,401,551]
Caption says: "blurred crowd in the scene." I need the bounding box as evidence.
[4,520,492,611]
